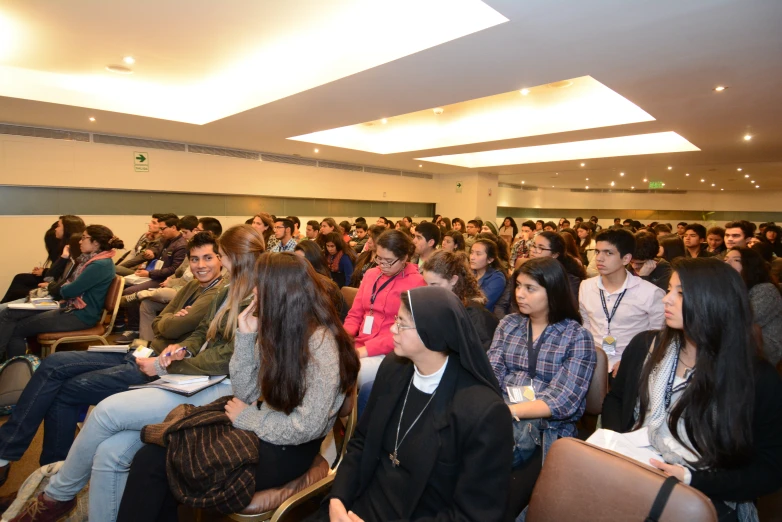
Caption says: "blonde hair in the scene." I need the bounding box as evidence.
[206,225,265,342]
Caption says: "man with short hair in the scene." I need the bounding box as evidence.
[465,219,482,249]
[376,217,392,229]
[630,231,672,291]
[177,215,199,241]
[115,214,171,276]
[561,219,571,229]
[614,218,621,227]
[654,223,672,238]
[622,218,633,228]
[683,224,713,258]
[270,218,297,252]
[510,220,536,269]
[196,217,222,237]
[543,221,557,232]
[413,222,441,272]
[305,220,319,240]
[718,220,755,259]
[676,222,688,238]
[350,223,369,253]
[286,216,302,241]
[589,215,602,232]
[579,229,665,376]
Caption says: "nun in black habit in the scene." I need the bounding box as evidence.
[323,285,514,522]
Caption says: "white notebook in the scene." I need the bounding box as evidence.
[8,301,60,310]
[87,345,130,353]
[160,374,210,384]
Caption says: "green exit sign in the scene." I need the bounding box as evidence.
[648,181,664,189]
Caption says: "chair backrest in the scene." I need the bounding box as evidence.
[340,286,358,310]
[102,276,125,335]
[526,438,717,522]
[334,387,358,468]
[585,345,608,415]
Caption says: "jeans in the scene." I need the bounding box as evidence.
[0,307,91,358]
[45,381,233,522]
[0,351,149,464]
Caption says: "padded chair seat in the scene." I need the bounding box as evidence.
[238,454,330,515]
[37,323,105,341]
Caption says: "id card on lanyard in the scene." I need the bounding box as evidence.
[362,271,400,335]
[600,289,626,356]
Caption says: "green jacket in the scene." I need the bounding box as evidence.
[158,285,252,376]
[149,278,225,353]
[59,258,115,325]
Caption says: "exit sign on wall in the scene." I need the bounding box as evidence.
[648,181,663,189]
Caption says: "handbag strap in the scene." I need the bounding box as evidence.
[645,475,679,522]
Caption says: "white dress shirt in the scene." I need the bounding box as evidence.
[578,271,665,367]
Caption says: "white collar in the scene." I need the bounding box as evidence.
[413,356,449,394]
[597,270,636,294]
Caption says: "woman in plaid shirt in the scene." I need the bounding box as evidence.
[488,257,596,468]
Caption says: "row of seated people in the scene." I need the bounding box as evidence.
[0,216,779,521]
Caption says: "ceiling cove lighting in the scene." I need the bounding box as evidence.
[417,131,700,168]
[290,75,656,154]
[0,0,508,124]
[744,134,753,141]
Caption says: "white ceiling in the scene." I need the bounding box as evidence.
[1,0,781,192]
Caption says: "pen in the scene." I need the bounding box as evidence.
[163,347,186,357]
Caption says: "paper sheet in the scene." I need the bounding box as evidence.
[586,428,663,465]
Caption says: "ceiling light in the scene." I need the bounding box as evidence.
[381,118,387,124]
[417,132,699,168]
[721,188,724,191]
[580,163,586,167]
[714,86,726,92]
[620,172,625,176]
[585,177,589,181]
[1,1,508,124]
[520,88,530,96]
[292,75,656,154]
[313,148,319,153]
[711,183,715,187]
[744,134,752,141]
[610,181,615,187]
[662,183,666,186]
[631,186,635,189]
[756,185,760,188]
[521,181,525,184]
[643,178,648,182]
[667,166,673,170]
[433,107,444,115]
[122,56,135,65]
[418,164,422,168]
[737,168,742,171]
[751,180,755,183]
[585,186,589,189]
[744,174,750,178]
[685,173,690,176]
[105,65,133,74]
[88,117,95,122]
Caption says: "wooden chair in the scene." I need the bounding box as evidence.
[36,275,124,357]
[220,387,358,522]
[577,345,608,439]
[340,286,358,310]
[526,438,717,522]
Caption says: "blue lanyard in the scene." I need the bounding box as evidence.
[599,289,627,333]
[526,321,552,379]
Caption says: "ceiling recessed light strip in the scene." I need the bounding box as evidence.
[417,131,699,168]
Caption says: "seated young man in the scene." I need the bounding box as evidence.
[0,232,225,479]
[350,222,369,253]
[114,214,173,276]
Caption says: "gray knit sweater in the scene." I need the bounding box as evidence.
[749,283,782,366]
[229,327,345,446]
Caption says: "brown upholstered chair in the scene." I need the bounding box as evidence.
[340,286,358,310]
[223,387,358,522]
[526,438,717,522]
[36,275,124,357]
[576,345,608,439]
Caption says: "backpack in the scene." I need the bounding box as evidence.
[0,355,41,415]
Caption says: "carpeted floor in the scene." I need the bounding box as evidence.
[0,417,43,498]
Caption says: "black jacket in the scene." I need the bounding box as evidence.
[465,301,499,352]
[329,353,513,521]
[148,234,187,281]
[602,330,782,502]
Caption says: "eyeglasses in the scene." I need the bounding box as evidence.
[273,225,285,230]
[394,315,417,331]
[376,256,400,268]
[530,244,552,252]
[158,226,169,232]
[80,235,92,242]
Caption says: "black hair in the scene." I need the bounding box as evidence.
[725,220,755,240]
[376,230,415,260]
[764,225,782,245]
[443,230,466,252]
[537,231,586,280]
[468,219,483,229]
[199,217,223,237]
[684,223,707,240]
[294,240,330,278]
[730,247,778,291]
[544,221,557,230]
[751,242,774,263]
[187,231,218,255]
[355,222,368,232]
[660,236,686,262]
[85,225,124,251]
[286,216,301,229]
[178,215,199,232]
[536,220,545,227]
[306,220,319,230]
[502,217,519,239]
[595,228,636,258]
[59,215,86,252]
[636,258,756,470]
[416,221,441,248]
[633,231,660,261]
[44,223,60,262]
[471,238,501,270]
[614,218,621,223]
[339,220,352,235]
[521,220,535,230]
[403,216,413,223]
[275,218,294,235]
[355,217,367,224]
[654,223,672,235]
[513,257,582,324]
[162,216,179,228]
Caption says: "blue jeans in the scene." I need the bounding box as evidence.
[45,381,233,522]
[0,351,150,465]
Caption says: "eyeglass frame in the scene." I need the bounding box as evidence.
[529,243,553,252]
[376,256,401,268]
[393,315,417,331]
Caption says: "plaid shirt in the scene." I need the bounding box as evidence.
[270,238,297,253]
[488,314,596,438]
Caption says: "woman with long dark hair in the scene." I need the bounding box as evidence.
[659,235,686,262]
[452,218,467,234]
[763,225,782,258]
[321,286,513,522]
[529,231,586,303]
[441,230,466,253]
[470,238,507,310]
[117,253,360,521]
[602,258,782,520]
[576,222,597,273]
[323,232,356,288]
[499,217,519,245]
[295,240,348,321]
[725,247,782,365]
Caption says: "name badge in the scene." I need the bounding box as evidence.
[362,315,374,335]
[602,336,617,356]
[507,385,536,403]
[132,346,154,358]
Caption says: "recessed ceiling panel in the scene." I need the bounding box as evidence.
[0,0,507,124]
[288,76,655,153]
[417,132,700,168]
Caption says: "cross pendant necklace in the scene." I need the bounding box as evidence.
[389,376,438,468]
